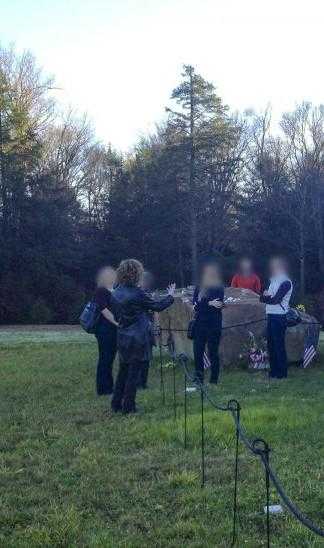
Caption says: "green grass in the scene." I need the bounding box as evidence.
[0,331,323,547]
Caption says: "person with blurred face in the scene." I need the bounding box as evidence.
[94,266,118,395]
[192,261,224,384]
[231,257,262,294]
[260,256,293,379]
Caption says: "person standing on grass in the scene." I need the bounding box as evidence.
[260,256,293,379]
[192,260,224,385]
[231,257,262,294]
[111,259,175,414]
[137,270,157,390]
[94,266,118,395]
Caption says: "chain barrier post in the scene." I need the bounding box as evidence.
[228,400,241,547]
[184,371,187,448]
[200,384,205,488]
[265,443,271,548]
[158,336,165,406]
[172,357,177,420]
[166,325,177,420]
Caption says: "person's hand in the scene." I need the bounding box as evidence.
[209,298,223,309]
[263,290,270,297]
[167,283,176,296]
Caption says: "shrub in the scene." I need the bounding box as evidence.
[29,298,53,324]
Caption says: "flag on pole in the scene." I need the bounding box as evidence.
[303,324,317,368]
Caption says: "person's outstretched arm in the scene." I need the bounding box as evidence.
[141,284,176,312]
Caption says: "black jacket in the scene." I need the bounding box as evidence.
[112,285,174,363]
[193,285,224,329]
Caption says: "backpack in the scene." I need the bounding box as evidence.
[80,301,101,333]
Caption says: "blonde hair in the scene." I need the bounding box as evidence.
[116,259,144,287]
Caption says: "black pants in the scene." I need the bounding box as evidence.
[193,324,221,383]
[95,326,117,395]
[137,360,150,388]
[267,315,288,379]
[112,361,143,413]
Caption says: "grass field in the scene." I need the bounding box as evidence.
[0,329,323,547]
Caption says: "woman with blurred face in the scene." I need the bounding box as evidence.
[192,261,224,384]
[94,266,118,395]
[231,257,262,294]
[260,256,293,379]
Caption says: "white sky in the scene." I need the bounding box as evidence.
[1,0,323,151]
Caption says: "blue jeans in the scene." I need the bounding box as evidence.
[267,315,287,379]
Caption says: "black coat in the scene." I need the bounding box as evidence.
[193,285,224,330]
[112,285,174,363]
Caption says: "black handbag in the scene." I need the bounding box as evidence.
[79,301,101,333]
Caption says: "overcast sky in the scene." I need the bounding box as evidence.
[1,0,323,151]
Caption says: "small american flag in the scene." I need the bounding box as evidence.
[303,324,317,368]
[203,351,211,369]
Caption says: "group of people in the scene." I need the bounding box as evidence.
[92,255,293,414]
[93,259,175,414]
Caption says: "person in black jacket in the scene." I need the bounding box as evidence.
[192,261,224,384]
[111,259,175,414]
[94,266,118,395]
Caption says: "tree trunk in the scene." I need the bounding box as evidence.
[299,228,305,301]
[315,207,324,276]
[177,230,185,287]
[189,66,197,283]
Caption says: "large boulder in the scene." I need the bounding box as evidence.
[159,287,320,366]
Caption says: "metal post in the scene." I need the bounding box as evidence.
[159,340,165,406]
[184,372,187,448]
[265,446,271,548]
[201,387,205,487]
[172,358,177,420]
[229,400,240,547]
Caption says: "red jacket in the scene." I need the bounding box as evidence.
[231,273,262,294]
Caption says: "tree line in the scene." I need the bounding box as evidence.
[0,46,323,323]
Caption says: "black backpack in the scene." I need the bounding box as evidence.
[80,301,101,333]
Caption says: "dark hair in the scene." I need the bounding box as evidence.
[116,259,144,287]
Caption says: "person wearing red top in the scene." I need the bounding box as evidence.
[231,258,262,294]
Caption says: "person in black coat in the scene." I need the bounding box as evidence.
[111,259,175,414]
[94,266,118,395]
[192,261,224,384]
